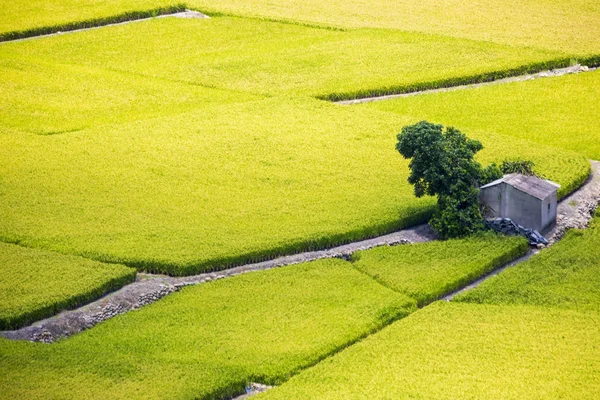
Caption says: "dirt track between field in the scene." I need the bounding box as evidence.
[1,224,436,342]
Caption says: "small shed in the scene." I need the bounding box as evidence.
[480,173,560,233]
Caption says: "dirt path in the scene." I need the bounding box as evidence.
[1,225,436,342]
[336,65,597,105]
[547,160,600,243]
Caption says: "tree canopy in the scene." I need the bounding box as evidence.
[396,121,501,239]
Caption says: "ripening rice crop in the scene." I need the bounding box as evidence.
[0,242,135,330]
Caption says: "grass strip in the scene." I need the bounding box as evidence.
[0,259,415,399]
[0,242,136,330]
[352,234,529,306]
[0,4,186,42]
[258,302,600,400]
[457,212,600,313]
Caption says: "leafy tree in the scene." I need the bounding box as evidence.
[396,121,501,239]
[501,158,537,176]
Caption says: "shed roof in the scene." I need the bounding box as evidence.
[480,173,560,200]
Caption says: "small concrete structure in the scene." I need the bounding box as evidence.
[480,174,560,233]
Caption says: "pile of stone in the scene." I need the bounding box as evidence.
[486,217,548,246]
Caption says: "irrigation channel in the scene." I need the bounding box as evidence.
[3,161,599,343]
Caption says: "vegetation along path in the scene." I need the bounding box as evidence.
[1,225,436,342]
[0,9,209,42]
[4,161,599,343]
[337,64,597,104]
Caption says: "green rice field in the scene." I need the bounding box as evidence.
[3,1,599,55]
[365,70,600,161]
[257,216,600,399]
[1,0,599,398]
[1,96,587,275]
[0,235,530,398]
[0,242,135,330]
[0,15,593,274]
[0,17,567,106]
[458,212,600,312]
[186,0,600,54]
[352,234,528,306]
[0,259,415,399]
[0,57,257,135]
[0,0,179,40]
[258,302,600,400]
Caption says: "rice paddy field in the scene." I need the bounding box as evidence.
[0,235,530,398]
[258,302,600,400]
[365,70,600,161]
[0,17,572,102]
[0,15,592,275]
[187,0,600,54]
[2,95,588,275]
[1,0,599,398]
[3,1,599,55]
[352,234,528,306]
[458,211,600,312]
[0,242,135,330]
[258,216,600,399]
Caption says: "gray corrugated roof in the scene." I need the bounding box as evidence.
[480,173,560,200]
[479,176,505,189]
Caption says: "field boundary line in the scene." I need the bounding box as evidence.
[0,225,435,343]
[333,63,599,104]
[0,5,211,43]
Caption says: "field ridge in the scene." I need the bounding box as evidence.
[322,55,600,102]
[0,3,186,42]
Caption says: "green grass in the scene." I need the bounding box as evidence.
[258,301,600,400]
[352,235,528,306]
[186,0,600,55]
[457,213,600,313]
[0,16,569,102]
[1,96,586,275]
[364,70,600,162]
[0,57,258,135]
[0,259,416,399]
[0,242,135,330]
[0,4,598,399]
[0,0,181,40]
